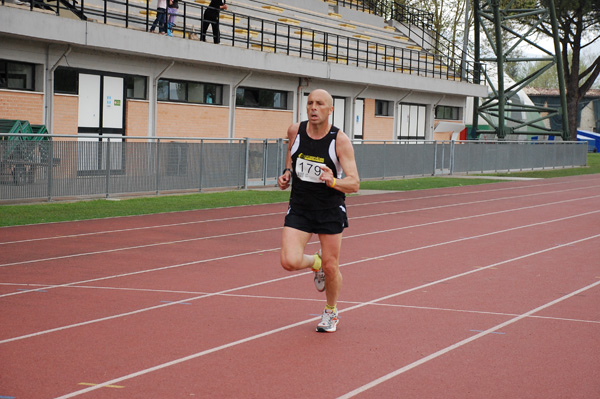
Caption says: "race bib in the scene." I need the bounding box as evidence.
[295,157,326,183]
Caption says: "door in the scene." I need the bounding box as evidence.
[77,73,125,174]
[353,98,364,139]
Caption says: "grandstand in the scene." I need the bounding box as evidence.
[0,0,486,144]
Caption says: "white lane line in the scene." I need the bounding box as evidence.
[0,258,301,344]
[336,278,600,399]
[2,214,598,342]
[2,179,597,246]
[2,187,599,269]
[0,226,281,268]
[351,180,600,208]
[51,233,600,399]
[0,211,283,245]
[3,198,599,300]
[2,193,599,298]
[4,282,599,325]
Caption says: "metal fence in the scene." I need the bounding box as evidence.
[0,134,588,202]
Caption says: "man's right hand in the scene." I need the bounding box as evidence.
[278,170,291,190]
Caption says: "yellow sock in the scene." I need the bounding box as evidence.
[325,304,337,313]
[312,253,322,271]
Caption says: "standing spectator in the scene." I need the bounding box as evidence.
[166,0,179,37]
[200,0,227,44]
[150,0,167,35]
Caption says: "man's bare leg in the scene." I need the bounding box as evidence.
[318,232,343,308]
[280,226,316,271]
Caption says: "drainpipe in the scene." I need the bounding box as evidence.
[150,60,174,137]
[393,90,413,139]
[228,70,253,139]
[350,85,369,139]
[45,45,72,134]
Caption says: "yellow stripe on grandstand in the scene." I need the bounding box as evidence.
[251,44,275,52]
[368,44,385,51]
[221,14,241,23]
[294,30,314,38]
[235,29,259,38]
[313,43,332,50]
[262,5,284,12]
[278,18,300,25]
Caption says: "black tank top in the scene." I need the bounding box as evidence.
[289,121,345,210]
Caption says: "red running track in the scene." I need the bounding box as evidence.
[1,175,599,398]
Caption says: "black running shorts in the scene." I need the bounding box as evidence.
[284,205,349,234]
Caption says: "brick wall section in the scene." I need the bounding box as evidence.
[235,108,293,139]
[0,90,44,124]
[157,102,229,138]
[0,93,312,139]
[53,94,79,136]
[363,98,394,140]
[126,100,149,137]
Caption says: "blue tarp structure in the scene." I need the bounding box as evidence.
[577,130,600,152]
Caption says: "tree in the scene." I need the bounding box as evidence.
[406,0,470,60]
[536,0,600,140]
[516,55,600,89]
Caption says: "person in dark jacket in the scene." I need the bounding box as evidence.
[200,0,227,44]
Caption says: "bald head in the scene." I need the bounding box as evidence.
[308,89,333,109]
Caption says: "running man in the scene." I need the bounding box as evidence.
[277,89,360,332]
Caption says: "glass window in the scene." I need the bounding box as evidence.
[237,88,259,107]
[273,92,284,109]
[188,82,204,103]
[375,100,392,116]
[236,87,288,109]
[169,81,186,102]
[54,67,78,94]
[435,105,460,120]
[125,75,147,99]
[205,84,221,104]
[0,60,35,91]
[158,79,223,104]
[157,80,169,101]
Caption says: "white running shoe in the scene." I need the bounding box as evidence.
[313,250,325,292]
[316,308,339,332]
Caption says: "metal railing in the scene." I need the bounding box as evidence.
[0,134,587,202]
[2,0,478,83]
